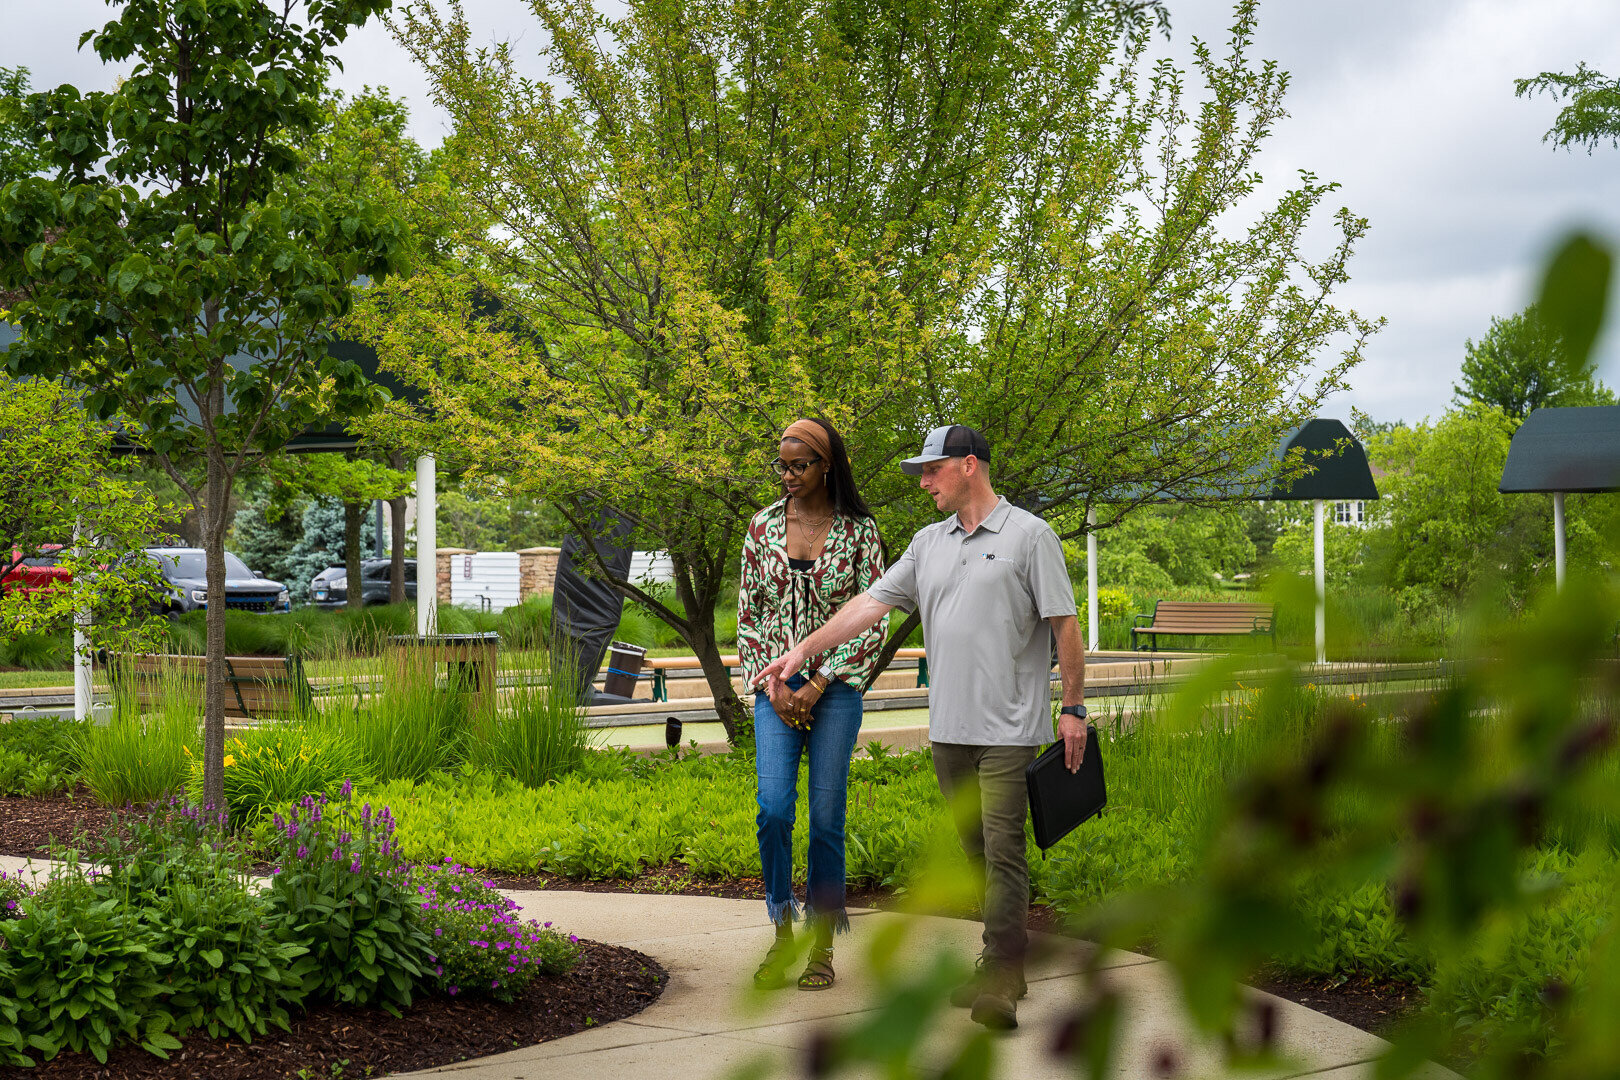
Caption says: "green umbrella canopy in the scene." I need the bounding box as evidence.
[1499,405,1620,494]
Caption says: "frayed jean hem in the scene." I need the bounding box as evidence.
[765,894,802,926]
[804,905,851,936]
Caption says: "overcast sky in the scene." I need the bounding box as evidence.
[7,0,1620,426]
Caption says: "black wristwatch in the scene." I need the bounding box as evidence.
[1060,704,1088,719]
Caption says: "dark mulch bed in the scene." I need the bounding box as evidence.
[1253,969,1422,1038]
[1,796,1421,1042]
[16,940,665,1080]
[0,791,118,857]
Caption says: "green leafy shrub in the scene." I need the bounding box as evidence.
[262,784,433,1013]
[93,803,314,1044]
[0,717,83,794]
[0,873,175,1065]
[187,724,370,828]
[413,860,580,1002]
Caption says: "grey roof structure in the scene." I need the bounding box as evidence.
[1499,405,1620,494]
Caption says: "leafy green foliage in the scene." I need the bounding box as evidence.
[0,66,47,186]
[1517,62,1620,152]
[92,804,315,1045]
[262,786,433,1013]
[1359,406,1620,606]
[0,717,82,796]
[413,861,580,1003]
[189,726,371,829]
[1452,303,1611,419]
[0,878,175,1064]
[0,374,171,651]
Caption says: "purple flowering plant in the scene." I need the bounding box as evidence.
[413,859,580,1004]
[0,869,29,920]
[263,780,433,1014]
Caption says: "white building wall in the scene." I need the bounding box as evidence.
[450,551,522,612]
[630,550,675,583]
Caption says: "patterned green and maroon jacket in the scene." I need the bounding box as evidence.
[737,499,888,693]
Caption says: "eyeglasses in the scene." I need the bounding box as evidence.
[771,456,823,478]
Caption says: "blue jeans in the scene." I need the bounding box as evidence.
[754,675,863,933]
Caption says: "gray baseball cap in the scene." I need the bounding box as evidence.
[900,425,992,475]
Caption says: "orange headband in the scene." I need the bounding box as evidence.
[781,419,834,467]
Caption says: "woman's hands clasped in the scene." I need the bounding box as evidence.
[768,678,822,729]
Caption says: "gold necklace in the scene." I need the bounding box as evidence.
[792,500,833,549]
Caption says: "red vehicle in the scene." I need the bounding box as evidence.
[1,546,71,595]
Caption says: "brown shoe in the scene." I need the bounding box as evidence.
[970,985,1018,1031]
[951,958,1026,1008]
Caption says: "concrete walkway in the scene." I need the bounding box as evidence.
[397,891,1452,1080]
[0,856,1450,1079]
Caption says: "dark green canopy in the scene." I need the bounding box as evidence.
[1269,418,1380,502]
[1499,405,1620,494]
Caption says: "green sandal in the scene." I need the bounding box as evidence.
[753,926,795,990]
[797,947,835,991]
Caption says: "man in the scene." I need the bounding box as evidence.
[756,424,1087,1031]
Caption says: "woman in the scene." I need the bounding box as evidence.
[737,418,887,992]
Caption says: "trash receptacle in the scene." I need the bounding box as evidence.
[603,641,647,699]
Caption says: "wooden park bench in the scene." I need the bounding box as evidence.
[643,647,931,702]
[106,653,315,720]
[1131,601,1275,652]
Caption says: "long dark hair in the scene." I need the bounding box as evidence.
[783,418,874,520]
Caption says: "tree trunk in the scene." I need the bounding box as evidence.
[344,500,364,613]
[870,611,922,683]
[688,614,748,745]
[670,558,747,745]
[389,451,407,605]
[200,353,229,813]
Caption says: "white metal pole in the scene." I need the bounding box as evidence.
[416,454,437,635]
[1553,491,1567,592]
[1313,499,1326,666]
[1086,507,1099,652]
[72,516,93,722]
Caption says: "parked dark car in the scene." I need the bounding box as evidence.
[147,548,290,614]
[311,558,417,608]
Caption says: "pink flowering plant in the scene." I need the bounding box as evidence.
[263,781,433,1014]
[413,859,581,1004]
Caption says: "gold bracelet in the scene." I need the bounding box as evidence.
[809,674,830,692]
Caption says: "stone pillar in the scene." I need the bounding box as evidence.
[436,547,475,607]
[517,546,563,599]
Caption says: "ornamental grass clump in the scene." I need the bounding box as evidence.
[413,859,580,1003]
[187,724,370,828]
[263,782,433,1014]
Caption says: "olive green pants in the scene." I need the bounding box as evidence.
[931,742,1038,973]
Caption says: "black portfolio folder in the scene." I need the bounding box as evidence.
[1025,724,1106,851]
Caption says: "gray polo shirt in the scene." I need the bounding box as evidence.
[867,497,1077,746]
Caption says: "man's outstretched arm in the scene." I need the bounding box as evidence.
[754,593,895,692]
